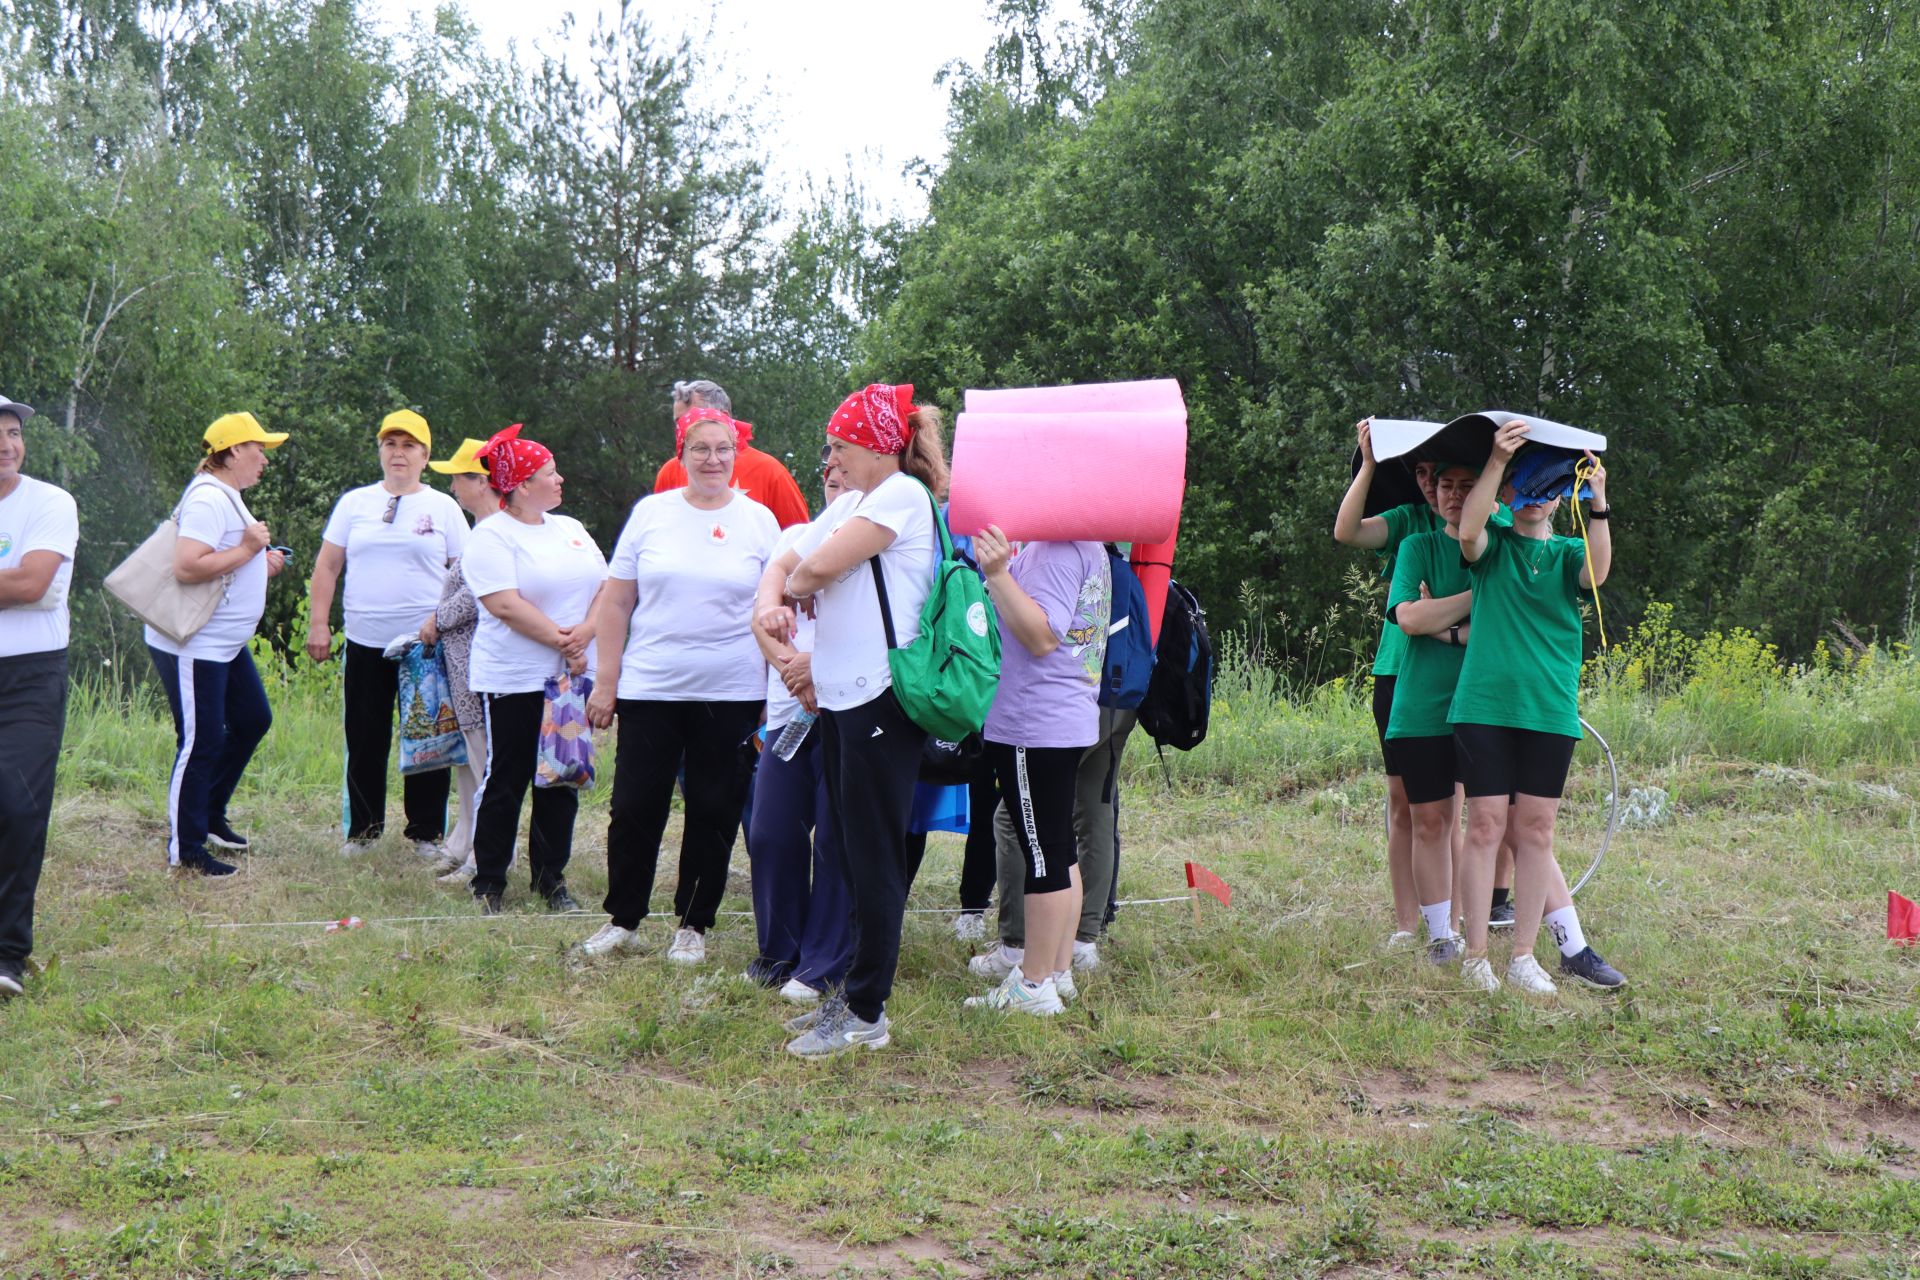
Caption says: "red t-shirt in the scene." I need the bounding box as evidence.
[653,445,810,528]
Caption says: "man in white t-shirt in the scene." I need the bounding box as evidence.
[0,395,80,997]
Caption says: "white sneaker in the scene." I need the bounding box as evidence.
[1386,930,1418,949]
[1461,956,1500,993]
[952,912,987,942]
[779,978,820,1004]
[968,943,1023,980]
[1506,953,1558,995]
[666,927,706,965]
[579,922,642,958]
[1052,969,1079,1002]
[429,846,465,873]
[963,967,1064,1016]
[340,839,376,858]
[435,856,476,885]
[412,839,446,864]
[1071,940,1101,972]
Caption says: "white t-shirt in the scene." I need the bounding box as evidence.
[321,483,468,648]
[145,477,267,662]
[792,472,938,712]
[607,489,779,701]
[764,524,814,728]
[461,511,607,694]
[0,475,79,658]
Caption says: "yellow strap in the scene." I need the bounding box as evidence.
[1570,457,1608,651]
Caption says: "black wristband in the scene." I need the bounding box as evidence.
[1586,507,1610,521]
[1448,624,1461,646]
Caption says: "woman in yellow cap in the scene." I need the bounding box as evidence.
[146,412,289,879]
[304,411,469,861]
[421,438,498,884]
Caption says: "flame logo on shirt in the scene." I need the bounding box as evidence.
[709,523,730,545]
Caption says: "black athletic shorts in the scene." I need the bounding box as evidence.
[1390,733,1457,806]
[1371,675,1401,777]
[1452,723,1578,800]
[987,740,1081,894]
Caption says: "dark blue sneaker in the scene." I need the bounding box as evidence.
[206,820,250,852]
[1424,936,1463,966]
[178,853,238,880]
[1559,946,1627,990]
[1488,899,1515,930]
[0,958,23,998]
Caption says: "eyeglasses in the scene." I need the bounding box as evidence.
[685,445,736,461]
[383,494,401,524]
[818,444,833,465]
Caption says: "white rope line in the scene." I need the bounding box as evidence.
[200,895,1197,931]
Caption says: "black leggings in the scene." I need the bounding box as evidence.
[343,640,449,842]
[1453,723,1578,800]
[471,691,575,897]
[821,689,926,1024]
[602,699,759,931]
[987,740,1080,894]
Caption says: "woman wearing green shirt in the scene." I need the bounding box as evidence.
[1383,463,1482,965]
[1451,420,1627,994]
[1334,419,1441,944]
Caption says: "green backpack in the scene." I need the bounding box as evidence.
[868,480,1002,742]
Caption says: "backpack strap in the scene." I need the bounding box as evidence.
[865,474,951,653]
[868,555,900,652]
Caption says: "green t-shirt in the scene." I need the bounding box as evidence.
[1447,525,1587,739]
[1384,529,1471,739]
[1368,501,1511,677]
[1368,503,1442,677]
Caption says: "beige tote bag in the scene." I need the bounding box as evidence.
[104,480,250,646]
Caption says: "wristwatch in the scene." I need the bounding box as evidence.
[1448,624,1462,646]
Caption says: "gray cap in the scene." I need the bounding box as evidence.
[0,396,35,424]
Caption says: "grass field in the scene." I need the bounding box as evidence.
[5,624,1920,1278]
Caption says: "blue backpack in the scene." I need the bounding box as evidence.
[1099,547,1156,709]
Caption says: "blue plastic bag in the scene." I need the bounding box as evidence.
[396,642,468,774]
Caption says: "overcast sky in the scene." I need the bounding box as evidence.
[385,0,1012,219]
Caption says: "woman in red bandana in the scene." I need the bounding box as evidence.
[459,426,608,914]
[753,383,950,1057]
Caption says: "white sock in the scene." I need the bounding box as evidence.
[1421,900,1455,942]
[1545,906,1587,957]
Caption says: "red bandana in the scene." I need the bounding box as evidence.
[675,408,754,453]
[827,383,915,456]
[478,424,551,498]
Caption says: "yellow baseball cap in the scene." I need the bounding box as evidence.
[428,436,490,476]
[203,412,289,453]
[379,409,431,448]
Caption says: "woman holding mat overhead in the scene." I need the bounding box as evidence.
[1451,419,1626,994]
[961,528,1109,1016]
[1334,419,1443,944]
[753,383,948,1058]
[1383,460,1484,967]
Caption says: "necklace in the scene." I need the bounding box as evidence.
[1518,539,1548,578]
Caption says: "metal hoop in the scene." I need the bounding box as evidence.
[1570,715,1618,897]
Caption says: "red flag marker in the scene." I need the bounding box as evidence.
[1889,891,1920,945]
[1185,861,1231,923]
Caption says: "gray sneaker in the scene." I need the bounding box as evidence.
[1425,936,1463,966]
[784,990,846,1034]
[1489,899,1516,930]
[786,1006,890,1058]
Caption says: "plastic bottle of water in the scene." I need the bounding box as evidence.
[770,710,817,762]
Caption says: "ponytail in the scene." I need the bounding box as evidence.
[902,406,950,500]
